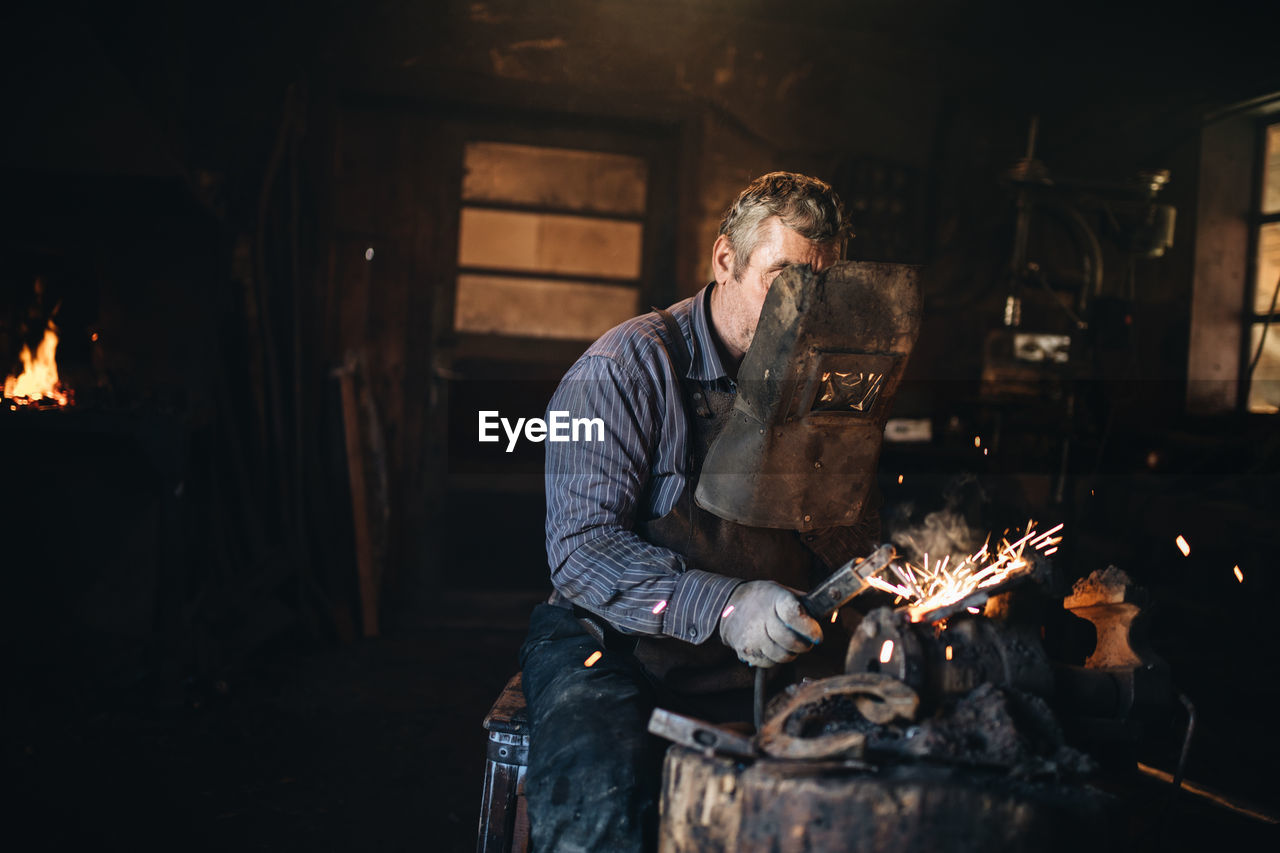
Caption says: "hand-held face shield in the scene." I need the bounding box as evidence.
[695,260,922,531]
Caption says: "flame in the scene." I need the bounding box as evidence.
[4,323,71,407]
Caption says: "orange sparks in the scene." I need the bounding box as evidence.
[1233,565,1244,583]
[652,600,668,615]
[583,651,603,667]
[945,645,953,661]
[897,520,1055,623]
[830,611,839,624]
[973,436,981,448]
[897,474,904,484]
[879,640,894,664]
[1176,535,1191,557]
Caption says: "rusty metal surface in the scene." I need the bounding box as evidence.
[695,260,922,530]
[845,606,1054,704]
[1056,567,1171,732]
[647,708,758,760]
[755,673,919,760]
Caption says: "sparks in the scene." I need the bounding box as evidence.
[974,436,981,448]
[945,645,953,661]
[830,610,839,624]
[652,600,668,615]
[721,603,735,619]
[583,651,602,667]
[891,520,1059,623]
[1176,535,1191,557]
[897,474,904,484]
[1233,565,1244,583]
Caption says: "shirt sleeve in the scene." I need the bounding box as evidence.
[544,354,741,643]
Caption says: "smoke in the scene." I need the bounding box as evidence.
[884,474,988,568]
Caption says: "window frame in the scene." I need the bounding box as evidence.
[439,118,680,365]
[1241,117,1280,413]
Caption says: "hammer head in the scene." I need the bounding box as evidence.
[800,543,897,620]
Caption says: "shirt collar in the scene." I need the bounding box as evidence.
[688,282,729,383]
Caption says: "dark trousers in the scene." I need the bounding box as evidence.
[519,604,665,853]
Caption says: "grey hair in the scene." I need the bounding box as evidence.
[718,172,851,279]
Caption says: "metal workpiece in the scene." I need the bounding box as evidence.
[844,606,1054,706]
[755,673,920,761]
[1062,565,1162,670]
[694,260,922,531]
[1056,567,1171,732]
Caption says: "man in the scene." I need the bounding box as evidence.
[520,172,863,852]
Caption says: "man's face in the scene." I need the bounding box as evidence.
[711,216,841,360]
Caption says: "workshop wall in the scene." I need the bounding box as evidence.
[4,0,1277,652]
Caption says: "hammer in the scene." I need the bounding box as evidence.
[753,543,898,729]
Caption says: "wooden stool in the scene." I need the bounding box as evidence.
[477,673,530,853]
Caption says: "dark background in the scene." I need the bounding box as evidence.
[2,1,1278,850]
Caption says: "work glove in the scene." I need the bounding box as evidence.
[718,580,822,668]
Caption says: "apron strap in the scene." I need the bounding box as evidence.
[653,306,714,419]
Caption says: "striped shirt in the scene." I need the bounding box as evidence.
[544,283,743,644]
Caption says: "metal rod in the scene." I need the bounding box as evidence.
[753,668,765,732]
[1171,692,1196,797]
[1136,762,1277,825]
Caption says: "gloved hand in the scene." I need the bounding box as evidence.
[718,580,823,668]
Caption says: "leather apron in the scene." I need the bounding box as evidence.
[628,308,874,695]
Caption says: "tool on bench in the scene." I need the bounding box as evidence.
[649,672,918,762]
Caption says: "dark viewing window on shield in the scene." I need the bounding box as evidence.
[453,142,647,341]
[1247,120,1280,413]
[807,352,896,416]
[811,370,886,413]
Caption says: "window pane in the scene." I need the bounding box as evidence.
[458,208,643,279]
[463,142,647,216]
[1256,221,1280,314]
[1246,322,1280,413]
[454,275,638,340]
[1263,123,1280,215]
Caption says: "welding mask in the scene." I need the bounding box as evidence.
[695,260,921,531]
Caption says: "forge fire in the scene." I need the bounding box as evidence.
[4,321,72,409]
